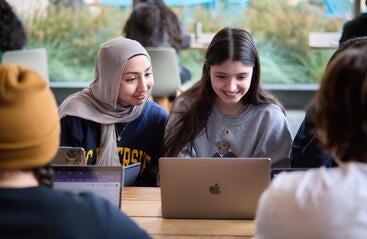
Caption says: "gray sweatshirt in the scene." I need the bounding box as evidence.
[172,103,292,164]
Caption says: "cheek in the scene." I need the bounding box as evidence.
[210,78,224,90]
[118,83,134,98]
[148,78,154,89]
[239,79,251,91]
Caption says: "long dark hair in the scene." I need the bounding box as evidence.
[163,27,283,157]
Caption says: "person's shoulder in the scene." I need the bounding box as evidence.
[249,103,284,120]
[61,114,98,127]
[50,189,125,220]
[263,165,360,204]
[250,103,282,112]
[50,189,152,238]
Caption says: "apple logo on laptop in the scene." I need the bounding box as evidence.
[209,183,221,195]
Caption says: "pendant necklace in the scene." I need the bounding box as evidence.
[115,123,129,141]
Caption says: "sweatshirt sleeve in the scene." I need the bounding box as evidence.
[252,105,292,165]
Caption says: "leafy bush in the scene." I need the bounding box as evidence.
[24,4,130,82]
[22,1,342,84]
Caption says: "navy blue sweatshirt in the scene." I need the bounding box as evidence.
[60,100,168,186]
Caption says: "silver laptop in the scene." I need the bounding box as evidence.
[52,146,140,186]
[52,165,124,208]
[159,157,271,219]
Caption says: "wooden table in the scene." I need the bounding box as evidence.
[308,32,341,49]
[122,187,256,238]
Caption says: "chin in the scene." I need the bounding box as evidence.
[132,100,145,106]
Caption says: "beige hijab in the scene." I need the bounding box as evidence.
[58,37,151,166]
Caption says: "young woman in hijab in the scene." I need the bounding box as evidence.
[58,37,168,186]
[163,27,292,165]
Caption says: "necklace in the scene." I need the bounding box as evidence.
[115,123,129,141]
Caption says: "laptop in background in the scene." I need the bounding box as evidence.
[2,48,49,81]
[52,165,124,208]
[52,147,140,186]
[159,157,271,219]
[123,162,141,186]
[52,146,86,166]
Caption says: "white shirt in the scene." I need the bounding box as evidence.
[254,162,367,239]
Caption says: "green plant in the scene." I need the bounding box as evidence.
[24,4,130,82]
[22,1,343,84]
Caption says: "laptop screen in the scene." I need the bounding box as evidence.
[52,166,123,208]
[52,146,86,166]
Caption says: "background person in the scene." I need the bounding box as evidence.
[0,64,152,239]
[0,0,27,61]
[123,0,191,86]
[290,36,367,168]
[340,0,367,44]
[163,27,292,165]
[58,37,168,187]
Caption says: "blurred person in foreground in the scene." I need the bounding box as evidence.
[0,64,152,239]
[254,44,367,239]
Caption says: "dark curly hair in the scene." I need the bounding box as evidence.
[0,0,27,53]
[123,0,183,53]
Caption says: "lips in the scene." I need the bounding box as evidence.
[134,93,146,100]
[223,91,238,98]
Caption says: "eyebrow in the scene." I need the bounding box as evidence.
[213,71,250,75]
[124,65,152,75]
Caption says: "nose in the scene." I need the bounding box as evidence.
[137,77,148,92]
[225,78,237,91]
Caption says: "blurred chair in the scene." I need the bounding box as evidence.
[147,47,191,96]
[146,47,192,112]
[2,48,49,81]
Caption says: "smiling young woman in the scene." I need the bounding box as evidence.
[58,37,168,186]
[163,27,292,165]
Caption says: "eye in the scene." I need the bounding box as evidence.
[145,72,153,78]
[125,77,137,82]
[237,74,249,81]
[215,74,226,80]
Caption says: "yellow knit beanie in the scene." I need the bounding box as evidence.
[0,64,60,169]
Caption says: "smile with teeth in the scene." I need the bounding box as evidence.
[223,91,238,97]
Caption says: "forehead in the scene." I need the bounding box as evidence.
[124,55,151,73]
[210,60,253,73]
